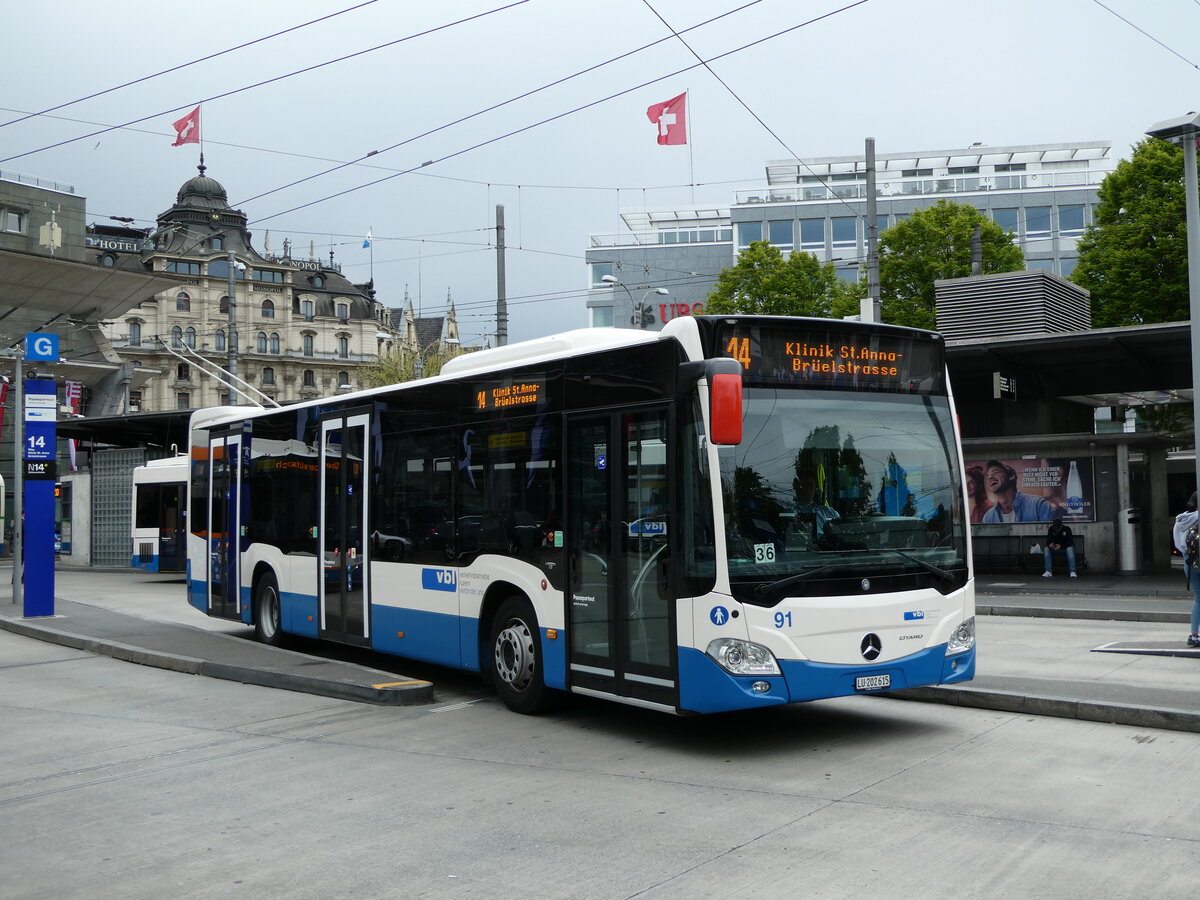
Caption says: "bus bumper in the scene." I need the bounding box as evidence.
[678,644,976,714]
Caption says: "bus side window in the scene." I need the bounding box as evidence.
[377,430,455,565]
[451,417,560,562]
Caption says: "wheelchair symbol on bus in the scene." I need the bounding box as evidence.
[710,606,729,626]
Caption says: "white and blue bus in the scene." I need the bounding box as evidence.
[186,315,975,715]
[131,456,187,573]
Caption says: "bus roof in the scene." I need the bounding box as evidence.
[133,455,188,485]
[440,327,660,378]
[143,455,187,469]
[189,406,260,432]
[185,324,697,432]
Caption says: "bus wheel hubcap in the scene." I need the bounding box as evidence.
[259,587,278,638]
[495,619,534,691]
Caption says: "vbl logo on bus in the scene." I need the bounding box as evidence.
[422,568,457,592]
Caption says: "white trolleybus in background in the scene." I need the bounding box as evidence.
[186,315,976,715]
[131,456,187,573]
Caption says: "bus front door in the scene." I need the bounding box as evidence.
[566,408,676,709]
[319,414,370,644]
[207,433,241,619]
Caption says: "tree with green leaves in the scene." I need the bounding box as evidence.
[359,346,462,388]
[1072,138,1192,327]
[877,200,1024,329]
[705,241,859,319]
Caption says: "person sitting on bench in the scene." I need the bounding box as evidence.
[1042,510,1077,578]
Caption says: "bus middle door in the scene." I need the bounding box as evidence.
[566,408,677,709]
[319,413,371,644]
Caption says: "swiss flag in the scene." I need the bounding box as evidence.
[646,92,687,146]
[172,106,201,146]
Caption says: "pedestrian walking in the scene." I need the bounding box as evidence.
[1170,491,1200,648]
[1042,510,1078,578]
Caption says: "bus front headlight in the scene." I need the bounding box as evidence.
[947,617,975,655]
[706,638,781,676]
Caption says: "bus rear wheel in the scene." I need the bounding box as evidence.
[490,597,554,714]
[254,574,284,647]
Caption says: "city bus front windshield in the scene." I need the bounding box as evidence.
[717,388,967,602]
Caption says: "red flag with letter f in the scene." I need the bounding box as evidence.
[646,92,687,145]
[172,106,201,146]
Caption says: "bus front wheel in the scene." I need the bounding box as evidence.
[254,574,284,647]
[490,597,554,714]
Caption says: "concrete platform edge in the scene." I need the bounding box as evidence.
[0,616,205,675]
[978,605,1189,623]
[886,686,1200,734]
[198,660,435,706]
[0,615,434,706]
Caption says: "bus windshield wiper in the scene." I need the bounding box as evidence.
[873,548,955,584]
[752,550,955,601]
[753,564,841,600]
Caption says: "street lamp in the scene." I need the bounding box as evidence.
[415,337,460,379]
[1146,112,1200,510]
[635,287,670,329]
[600,273,633,301]
[601,275,670,329]
[225,250,246,390]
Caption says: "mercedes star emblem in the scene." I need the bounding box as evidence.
[861,633,882,661]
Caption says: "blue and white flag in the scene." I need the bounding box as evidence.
[362,228,373,249]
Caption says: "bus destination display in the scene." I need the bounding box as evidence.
[717,324,943,393]
[473,378,544,412]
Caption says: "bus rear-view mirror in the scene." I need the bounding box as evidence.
[708,368,743,446]
[678,358,744,445]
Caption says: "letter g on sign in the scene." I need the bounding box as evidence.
[25,333,59,362]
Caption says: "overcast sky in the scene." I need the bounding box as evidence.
[5,0,1200,344]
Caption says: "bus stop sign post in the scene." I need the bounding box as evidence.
[22,332,58,618]
[9,349,20,608]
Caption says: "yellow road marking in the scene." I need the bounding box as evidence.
[371,680,431,689]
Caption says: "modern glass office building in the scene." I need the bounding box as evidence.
[585,141,1112,331]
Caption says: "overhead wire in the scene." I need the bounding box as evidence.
[86,211,505,261]
[234,0,768,206]
[49,1,988,339]
[407,269,717,317]
[639,0,875,222]
[1089,0,1200,70]
[11,2,1123,306]
[0,0,534,165]
[0,0,381,130]
[250,0,880,225]
[4,104,766,198]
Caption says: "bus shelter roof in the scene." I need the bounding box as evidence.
[945,321,1193,402]
[0,248,178,339]
[57,410,192,451]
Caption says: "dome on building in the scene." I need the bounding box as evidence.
[175,164,229,209]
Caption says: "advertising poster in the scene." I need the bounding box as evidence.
[965,457,1095,524]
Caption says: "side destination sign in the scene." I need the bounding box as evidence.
[472,377,544,412]
[715,322,945,394]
